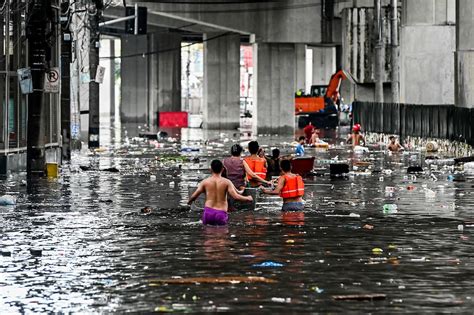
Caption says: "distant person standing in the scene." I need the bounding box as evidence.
[188,160,253,226]
[346,124,365,147]
[303,122,315,144]
[295,136,306,156]
[261,159,305,211]
[309,129,327,146]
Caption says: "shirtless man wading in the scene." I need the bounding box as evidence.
[188,160,253,226]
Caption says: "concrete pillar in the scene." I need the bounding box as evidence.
[203,32,240,130]
[121,34,148,126]
[99,39,114,122]
[400,0,455,104]
[311,46,336,85]
[374,0,384,102]
[295,44,306,92]
[149,33,182,126]
[254,43,295,135]
[455,0,474,108]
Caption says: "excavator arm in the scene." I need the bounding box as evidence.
[325,70,347,103]
[295,69,355,114]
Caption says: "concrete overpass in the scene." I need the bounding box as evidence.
[97,0,474,135]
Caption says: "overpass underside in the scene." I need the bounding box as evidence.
[102,0,334,135]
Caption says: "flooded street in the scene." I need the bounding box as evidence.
[1,127,474,313]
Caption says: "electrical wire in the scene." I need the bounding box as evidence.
[139,0,283,3]
[159,3,346,14]
[99,31,231,60]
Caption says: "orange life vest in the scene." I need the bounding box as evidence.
[244,157,267,181]
[280,174,304,199]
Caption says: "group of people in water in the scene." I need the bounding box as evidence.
[188,123,405,226]
[188,140,305,225]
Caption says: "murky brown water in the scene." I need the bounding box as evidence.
[1,127,474,313]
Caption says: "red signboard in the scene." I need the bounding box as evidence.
[159,112,188,128]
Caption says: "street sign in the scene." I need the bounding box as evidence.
[95,65,106,84]
[44,67,60,93]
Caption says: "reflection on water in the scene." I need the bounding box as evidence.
[1,125,474,312]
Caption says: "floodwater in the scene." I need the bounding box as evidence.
[1,126,474,313]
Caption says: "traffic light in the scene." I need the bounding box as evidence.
[125,6,147,35]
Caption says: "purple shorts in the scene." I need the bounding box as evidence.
[202,207,229,226]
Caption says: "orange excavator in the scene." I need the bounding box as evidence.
[295,69,353,114]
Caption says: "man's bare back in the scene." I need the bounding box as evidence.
[189,172,252,212]
[201,176,233,211]
[188,160,253,226]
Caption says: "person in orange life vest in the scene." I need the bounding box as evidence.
[260,159,304,211]
[244,141,271,187]
[223,144,267,192]
[346,123,365,147]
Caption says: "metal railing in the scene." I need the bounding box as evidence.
[352,102,474,145]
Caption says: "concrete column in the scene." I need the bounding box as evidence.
[295,44,306,92]
[455,0,474,108]
[121,34,148,126]
[374,0,384,102]
[99,39,114,122]
[400,0,455,104]
[149,33,182,126]
[254,43,295,135]
[203,32,240,130]
[311,46,336,85]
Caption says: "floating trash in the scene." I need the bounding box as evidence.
[311,286,324,294]
[253,261,285,268]
[372,248,383,254]
[385,186,395,194]
[0,195,16,206]
[30,249,42,257]
[332,294,386,301]
[383,204,398,214]
[271,297,291,303]
[149,276,277,285]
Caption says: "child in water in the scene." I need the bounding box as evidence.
[260,159,305,211]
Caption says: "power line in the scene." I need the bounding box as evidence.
[140,0,283,4]
[138,0,353,13]
[147,2,322,14]
[99,31,230,59]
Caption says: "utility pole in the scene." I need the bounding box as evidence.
[61,1,72,160]
[26,1,50,176]
[374,0,384,102]
[88,0,102,149]
[4,0,9,152]
[390,0,400,103]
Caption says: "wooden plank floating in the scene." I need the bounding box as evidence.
[332,294,387,301]
[150,276,277,285]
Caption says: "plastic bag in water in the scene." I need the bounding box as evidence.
[0,195,16,205]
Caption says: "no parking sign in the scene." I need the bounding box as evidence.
[44,67,60,93]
